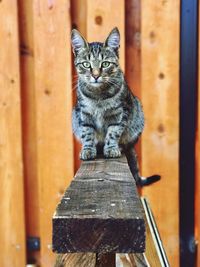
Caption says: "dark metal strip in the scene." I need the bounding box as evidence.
[180,0,198,266]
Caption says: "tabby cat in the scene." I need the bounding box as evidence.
[71,27,160,186]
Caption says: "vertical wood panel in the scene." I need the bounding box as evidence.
[87,0,125,71]
[71,0,86,172]
[34,2,74,265]
[19,2,40,260]
[141,1,180,266]
[0,1,26,266]
[125,0,141,163]
[19,1,74,266]
[125,0,141,97]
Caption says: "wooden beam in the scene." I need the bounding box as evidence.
[141,1,180,266]
[0,0,26,266]
[19,1,74,266]
[117,198,169,267]
[96,253,115,267]
[53,156,145,254]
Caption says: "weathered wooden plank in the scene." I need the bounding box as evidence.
[96,253,115,267]
[0,0,26,266]
[19,0,74,266]
[53,157,145,254]
[141,1,180,265]
[117,198,169,267]
[54,197,169,267]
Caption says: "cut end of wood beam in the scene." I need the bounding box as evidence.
[52,156,145,254]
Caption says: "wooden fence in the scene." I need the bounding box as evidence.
[1,0,199,266]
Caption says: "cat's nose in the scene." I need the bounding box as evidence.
[92,69,100,80]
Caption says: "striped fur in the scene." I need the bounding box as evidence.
[71,28,144,183]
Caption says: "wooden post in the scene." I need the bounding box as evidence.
[0,0,26,266]
[53,157,145,259]
[18,1,74,266]
[141,1,180,265]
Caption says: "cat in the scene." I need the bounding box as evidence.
[71,27,160,186]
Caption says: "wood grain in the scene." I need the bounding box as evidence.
[18,1,40,261]
[0,0,26,266]
[54,197,170,267]
[86,0,125,71]
[96,253,115,267]
[125,0,141,164]
[19,1,74,266]
[54,253,96,267]
[125,0,141,98]
[71,0,86,172]
[53,156,145,254]
[141,1,180,266]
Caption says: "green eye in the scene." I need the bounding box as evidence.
[82,62,91,68]
[102,61,110,68]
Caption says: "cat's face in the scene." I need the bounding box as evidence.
[71,28,120,88]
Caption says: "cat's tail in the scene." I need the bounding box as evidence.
[124,147,161,187]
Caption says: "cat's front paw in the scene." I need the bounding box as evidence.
[104,146,121,158]
[80,147,97,160]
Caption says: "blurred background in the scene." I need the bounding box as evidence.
[0,0,199,266]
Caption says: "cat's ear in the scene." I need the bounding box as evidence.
[71,29,88,55]
[104,27,120,50]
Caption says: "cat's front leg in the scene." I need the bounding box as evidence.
[104,125,124,158]
[80,125,96,160]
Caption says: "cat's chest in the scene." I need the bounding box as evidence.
[90,104,107,128]
[85,100,115,128]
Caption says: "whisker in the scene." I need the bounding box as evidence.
[105,80,121,89]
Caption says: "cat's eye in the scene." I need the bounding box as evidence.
[82,62,91,68]
[102,61,110,68]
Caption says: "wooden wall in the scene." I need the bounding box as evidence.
[141,1,180,266]
[0,1,26,266]
[0,0,197,266]
[18,1,74,266]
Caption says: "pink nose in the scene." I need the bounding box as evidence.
[92,70,100,79]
